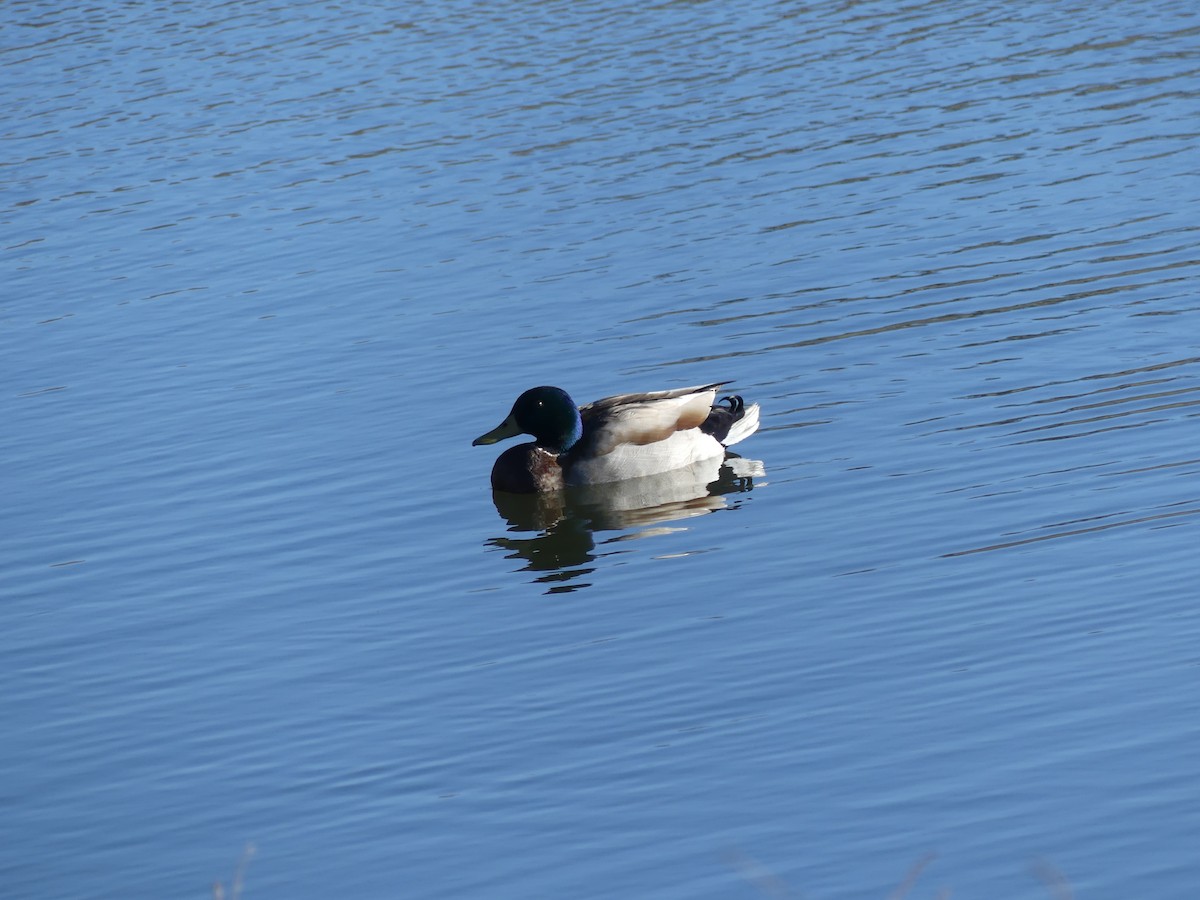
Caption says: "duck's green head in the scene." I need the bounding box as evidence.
[473,386,583,454]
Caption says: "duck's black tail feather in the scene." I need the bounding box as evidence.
[701,394,758,444]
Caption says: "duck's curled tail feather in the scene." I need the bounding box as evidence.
[723,400,760,447]
[700,394,761,447]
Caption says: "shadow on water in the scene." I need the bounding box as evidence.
[484,455,764,593]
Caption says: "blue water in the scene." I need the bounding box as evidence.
[3,2,1199,897]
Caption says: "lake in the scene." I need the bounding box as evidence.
[3,1,1199,897]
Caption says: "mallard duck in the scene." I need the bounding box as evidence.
[473,382,760,493]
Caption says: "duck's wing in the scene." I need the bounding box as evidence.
[578,383,728,456]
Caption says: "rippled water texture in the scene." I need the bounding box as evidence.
[3,2,1199,898]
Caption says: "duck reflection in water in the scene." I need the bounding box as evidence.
[474,382,763,591]
[486,454,764,591]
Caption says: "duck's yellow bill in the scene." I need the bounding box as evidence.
[472,413,522,446]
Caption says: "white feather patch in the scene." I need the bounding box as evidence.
[565,429,726,485]
[722,402,760,447]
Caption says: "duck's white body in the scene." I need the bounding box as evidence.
[567,388,760,485]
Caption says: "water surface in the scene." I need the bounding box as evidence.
[3,2,1199,898]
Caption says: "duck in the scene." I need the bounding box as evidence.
[472,382,760,493]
